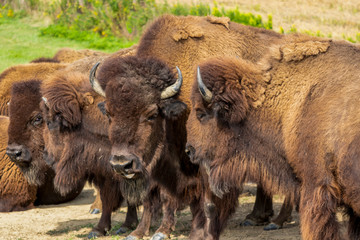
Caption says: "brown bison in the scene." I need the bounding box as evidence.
[186,35,360,239]
[0,116,38,212]
[6,80,85,205]
[40,71,157,238]
[114,14,293,231]
[89,55,220,239]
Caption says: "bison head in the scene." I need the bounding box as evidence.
[90,56,187,180]
[185,57,265,196]
[6,80,49,186]
[40,71,102,196]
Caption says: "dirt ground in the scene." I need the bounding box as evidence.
[1,1,357,239]
[0,184,304,240]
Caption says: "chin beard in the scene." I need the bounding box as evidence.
[121,174,149,205]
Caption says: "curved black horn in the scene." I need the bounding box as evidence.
[197,66,213,103]
[160,66,183,99]
[89,62,106,97]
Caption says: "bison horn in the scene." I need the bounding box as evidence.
[89,62,106,97]
[197,66,213,103]
[160,66,183,99]
[42,97,49,107]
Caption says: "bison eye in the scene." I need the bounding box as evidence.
[196,109,207,122]
[147,112,158,121]
[32,114,43,126]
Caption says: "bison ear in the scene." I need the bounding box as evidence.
[82,92,94,106]
[160,100,188,120]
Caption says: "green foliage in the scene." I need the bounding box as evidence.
[40,0,273,47]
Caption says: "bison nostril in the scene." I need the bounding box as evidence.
[185,144,195,157]
[15,150,22,157]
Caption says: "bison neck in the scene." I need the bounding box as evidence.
[150,114,199,197]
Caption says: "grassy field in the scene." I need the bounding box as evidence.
[0,17,112,73]
[0,0,359,72]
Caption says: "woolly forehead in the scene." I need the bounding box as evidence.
[10,80,42,113]
[191,57,262,105]
[97,55,176,93]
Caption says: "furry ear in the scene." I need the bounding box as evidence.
[160,99,188,120]
[82,92,94,105]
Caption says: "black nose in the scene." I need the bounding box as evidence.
[6,144,30,164]
[6,148,22,161]
[110,154,135,172]
[185,143,195,158]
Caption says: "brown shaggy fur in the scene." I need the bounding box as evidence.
[7,80,84,204]
[41,71,151,237]
[52,48,109,63]
[0,62,67,115]
[186,36,360,239]
[96,55,232,239]
[0,116,37,212]
[134,14,298,233]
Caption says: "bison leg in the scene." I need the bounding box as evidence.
[89,187,102,214]
[123,187,161,240]
[188,196,207,239]
[204,189,239,240]
[88,182,124,238]
[115,203,138,234]
[150,190,177,240]
[300,184,340,240]
[263,195,293,231]
[242,185,273,226]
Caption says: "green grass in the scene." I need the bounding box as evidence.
[0,17,120,72]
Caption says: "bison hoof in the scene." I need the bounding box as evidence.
[115,226,128,234]
[263,222,281,231]
[89,208,101,214]
[124,235,138,240]
[150,232,167,240]
[88,231,99,239]
[241,219,257,227]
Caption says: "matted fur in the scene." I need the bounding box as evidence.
[0,116,37,212]
[187,36,360,239]
[7,80,84,205]
[133,14,304,236]
[41,71,144,236]
[0,62,67,115]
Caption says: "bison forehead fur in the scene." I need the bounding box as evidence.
[8,80,48,186]
[97,55,177,94]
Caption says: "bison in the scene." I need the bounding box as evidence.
[41,70,164,238]
[0,116,39,212]
[6,80,85,205]
[90,55,209,239]
[185,35,360,239]
[116,14,294,231]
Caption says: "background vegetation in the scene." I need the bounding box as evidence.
[0,0,359,72]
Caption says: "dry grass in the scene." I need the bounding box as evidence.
[162,0,360,40]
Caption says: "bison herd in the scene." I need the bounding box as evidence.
[1,14,360,240]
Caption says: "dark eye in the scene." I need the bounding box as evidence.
[196,109,206,122]
[32,114,43,126]
[147,112,158,121]
[97,101,111,120]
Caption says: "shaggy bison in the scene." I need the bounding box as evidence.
[135,14,295,230]
[41,71,160,238]
[6,80,85,205]
[0,116,38,212]
[186,35,360,239]
[89,55,218,239]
